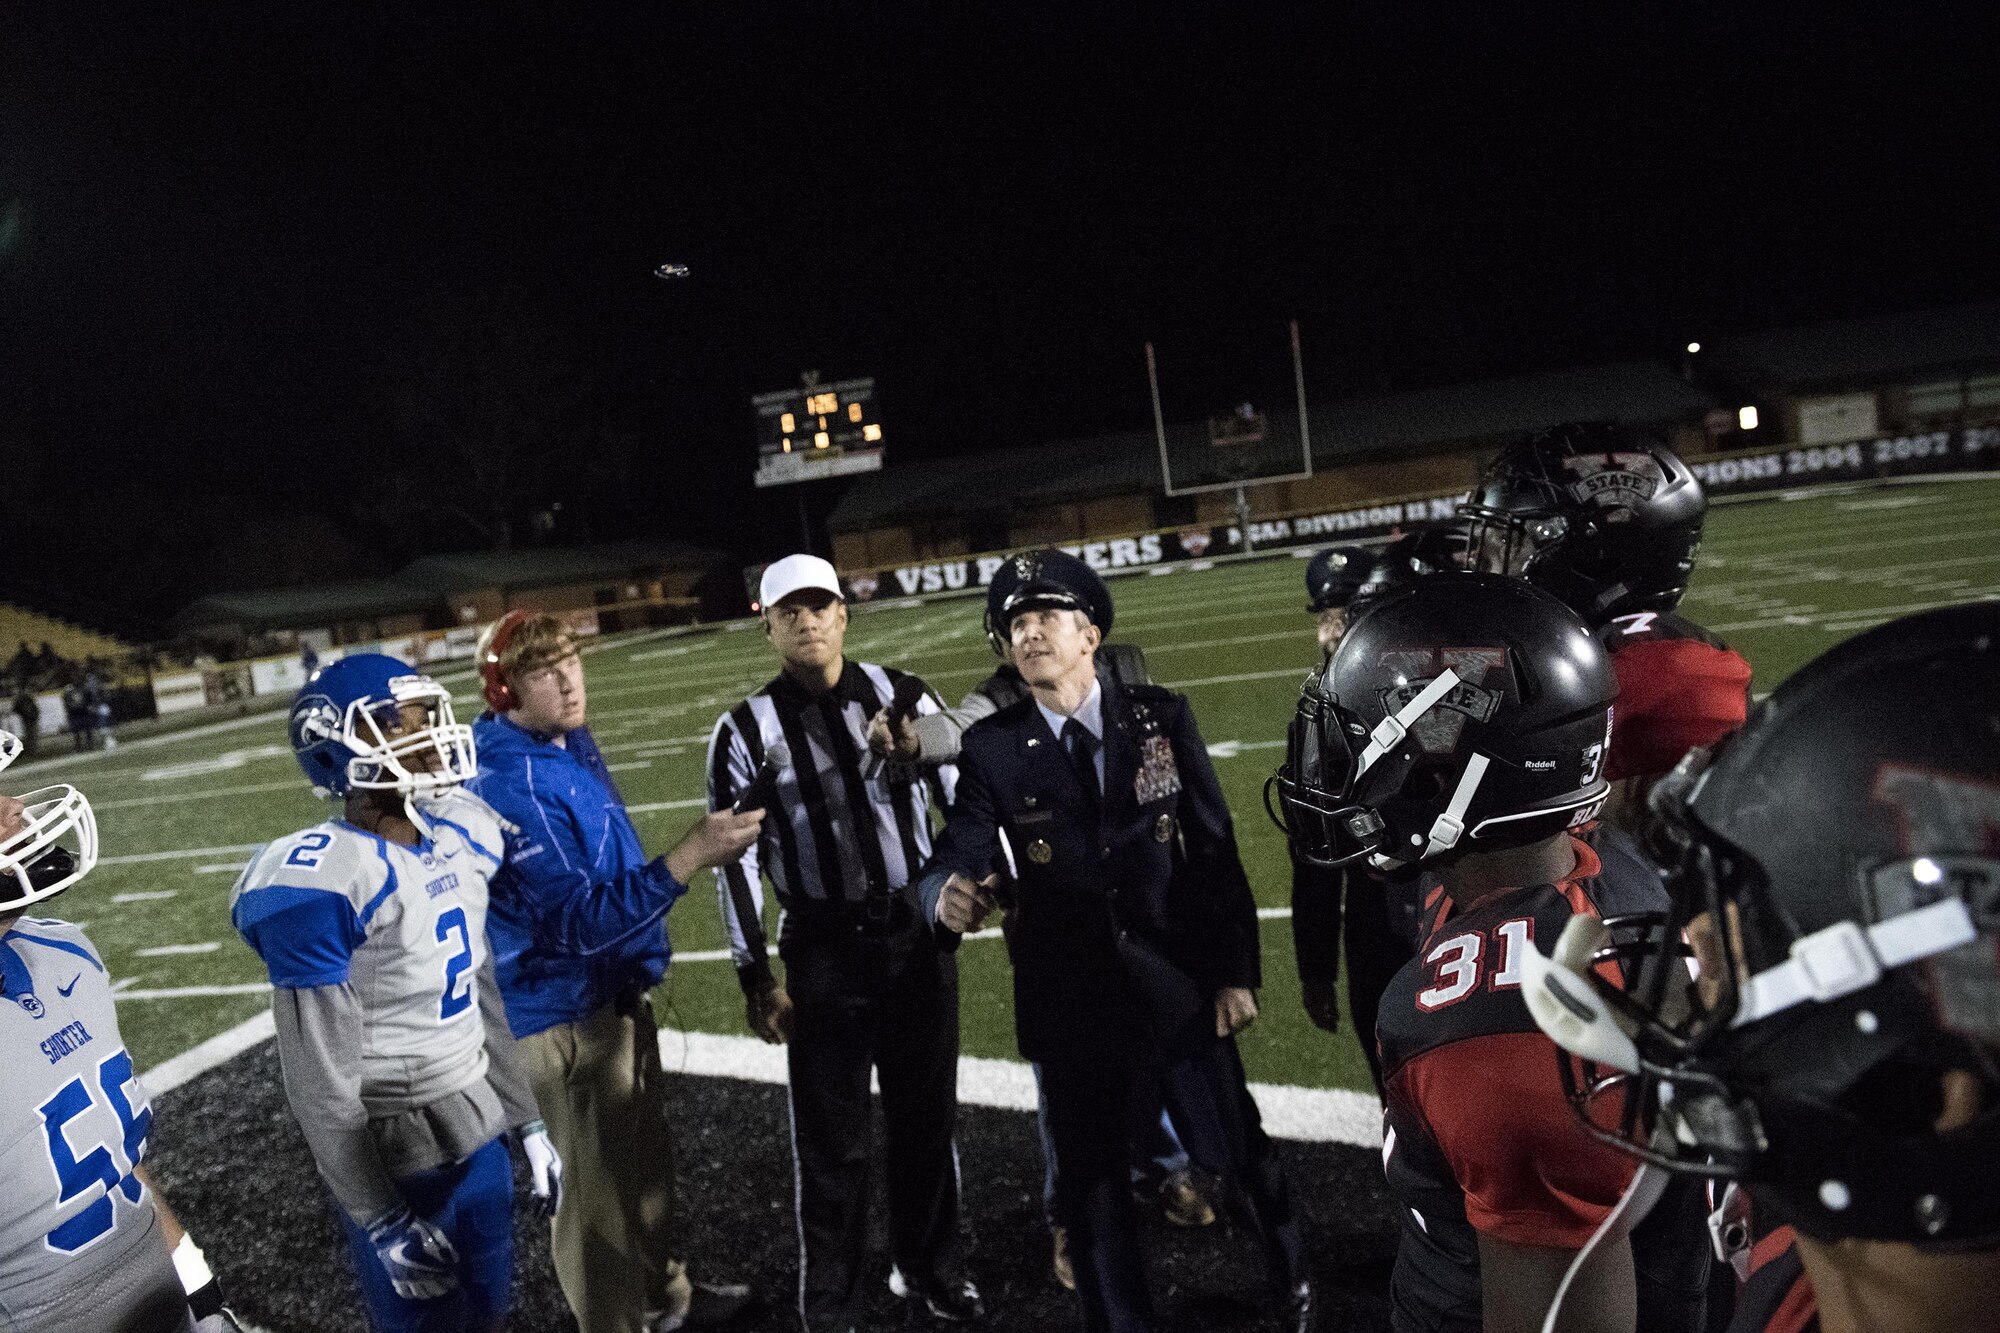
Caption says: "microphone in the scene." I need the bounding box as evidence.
[860,676,928,781]
[732,740,792,814]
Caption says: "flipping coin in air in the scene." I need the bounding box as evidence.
[654,262,690,279]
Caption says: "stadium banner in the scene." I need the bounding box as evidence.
[839,491,1466,601]
[151,671,209,715]
[1688,424,1999,496]
[831,424,1997,607]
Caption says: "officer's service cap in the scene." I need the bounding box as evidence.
[987,549,1114,637]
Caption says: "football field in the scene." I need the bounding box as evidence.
[20,474,2000,1101]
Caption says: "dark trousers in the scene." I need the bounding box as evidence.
[783,911,962,1332]
[1043,1031,1306,1333]
[1345,872,1418,1096]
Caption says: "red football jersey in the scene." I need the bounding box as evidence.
[1596,610,1752,781]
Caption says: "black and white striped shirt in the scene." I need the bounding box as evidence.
[706,660,956,989]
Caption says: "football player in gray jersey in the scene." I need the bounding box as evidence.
[233,654,558,1333]
[0,731,238,1333]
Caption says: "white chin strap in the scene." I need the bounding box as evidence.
[1354,670,1488,863]
[1541,1156,1670,1333]
[1356,669,1462,776]
[1421,752,1489,859]
[1733,895,1977,1026]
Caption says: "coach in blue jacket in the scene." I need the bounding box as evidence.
[468,610,763,1333]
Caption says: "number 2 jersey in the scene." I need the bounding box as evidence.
[1,919,189,1333]
[231,788,536,1221]
[1595,610,1752,782]
[1376,833,1705,1333]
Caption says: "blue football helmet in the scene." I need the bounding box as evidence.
[0,728,99,911]
[289,654,476,799]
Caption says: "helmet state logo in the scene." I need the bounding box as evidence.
[1560,452,1663,512]
[1375,647,1508,755]
[290,694,342,749]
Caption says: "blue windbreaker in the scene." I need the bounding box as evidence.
[468,713,686,1037]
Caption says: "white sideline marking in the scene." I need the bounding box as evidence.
[135,908,1369,1146]
[606,761,653,772]
[100,843,263,866]
[141,1009,275,1096]
[114,890,179,902]
[135,943,221,957]
[195,863,248,874]
[657,1029,1380,1147]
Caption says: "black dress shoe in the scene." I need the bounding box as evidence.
[910,1278,985,1324]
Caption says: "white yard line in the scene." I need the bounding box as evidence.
[112,890,180,902]
[97,779,302,810]
[136,942,223,957]
[121,982,274,1001]
[99,843,265,866]
[626,797,710,814]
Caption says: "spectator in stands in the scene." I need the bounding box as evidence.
[7,641,34,685]
[10,687,36,759]
[301,640,320,678]
[62,678,92,752]
[35,642,58,679]
[84,669,114,750]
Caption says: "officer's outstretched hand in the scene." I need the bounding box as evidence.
[936,872,1000,934]
[1215,987,1259,1038]
[747,983,794,1044]
[1300,979,1341,1034]
[866,706,921,761]
[664,808,765,882]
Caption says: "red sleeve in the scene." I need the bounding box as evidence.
[1398,1030,1638,1248]
[1607,638,1753,781]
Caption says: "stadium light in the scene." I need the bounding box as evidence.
[1738,405,1759,431]
[1686,342,1701,355]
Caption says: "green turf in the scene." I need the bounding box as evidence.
[24,475,2000,1088]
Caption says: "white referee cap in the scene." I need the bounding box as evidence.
[760,554,844,608]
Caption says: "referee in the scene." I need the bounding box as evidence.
[705,554,978,1333]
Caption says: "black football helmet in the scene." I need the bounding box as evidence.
[1269,573,1615,869]
[1304,546,1375,613]
[1345,523,1471,621]
[984,548,1114,657]
[1460,422,1706,623]
[1520,602,2000,1248]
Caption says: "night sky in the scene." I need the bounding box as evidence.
[4,3,1998,630]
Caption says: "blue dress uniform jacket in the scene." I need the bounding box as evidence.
[920,673,1260,1063]
[920,673,1304,1333]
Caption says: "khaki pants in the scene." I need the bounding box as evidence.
[522,994,692,1333]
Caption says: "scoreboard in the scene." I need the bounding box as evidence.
[752,377,884,488]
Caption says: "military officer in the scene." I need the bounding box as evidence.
[917,553,1312,1333]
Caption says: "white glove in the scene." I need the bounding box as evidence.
[521,1122,563,1218]
[364,1206,459,1301]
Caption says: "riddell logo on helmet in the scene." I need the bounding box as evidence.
[1560,452,1662,509]
[1376,647,1508,754]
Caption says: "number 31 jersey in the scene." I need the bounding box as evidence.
[1375,834,1671,1332]
[231,789,508,1114]
[0,918,169,1317]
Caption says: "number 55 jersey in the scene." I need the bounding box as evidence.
[1,918,190,1333]
[1376,833,1707,1333]
[231,788,535,1223]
